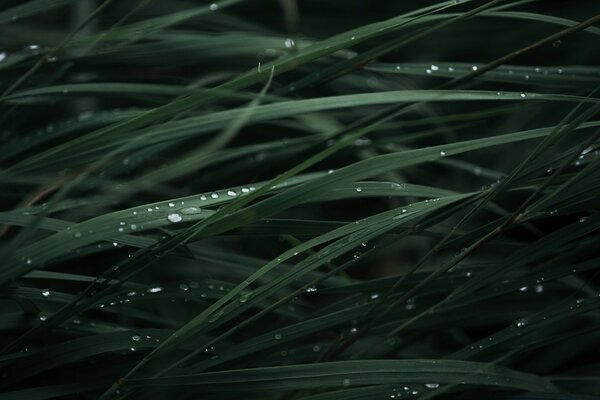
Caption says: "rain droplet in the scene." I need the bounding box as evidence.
[147,286,163,293]
[520,93,526,98]
[424,383,439,389]
[471,65,478,71]
[370,293,380,300]
[227,190,237,197]
[552,39,561,48]
[284,38,295,48]
[440,151,446,156]
[430,64,439,71]
[41,289,50,297]
[211,193,219,199]
[274,333,282,340]
[306,286,317,293]
[180,207,201,215]
[167,213,182,223]
[179,283,189,291]
[516,318,528,328]
[356,187,362,192]
[342,378,351,386]
[132,335,141,342]
[209,3,218,11]
[168,202,175,207]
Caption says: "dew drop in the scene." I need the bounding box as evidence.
[430,64,439,71]
[355,187,362,192]
[342,378,351,386]
[274,333,282,340]
[440,151,446,156]
[179,283,189,291]
[284,38,295,48]
[211,192,219,199]
[424,383,439,389]
[41,289,50,297]
[516,318,528,328]
[147,286,163,294]
[167,213,182,223]
[227,190,237,197]
[132,335,141,342]
[180,207,201,215]
[209,3,218,11]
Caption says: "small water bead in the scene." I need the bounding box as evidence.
[355,187,362,192]
[132,335,141,342]
[370,293,380,300]
[179,283,189,291]
[424,383,440,389]
[405,298,416,310]
[39,315,47,321]
[305,286,317,293]
[74,232,82,238]
[147,286,163,294]
[0,52,7,62]
[147,208,153,212]
[312,345,321,352]
[41,289,50,297]
[209,3,218,11]
[426,69,432,74]
[211,193,219,199]
[430,64,439,71]
[516,318,528,328]
[180,207,201,215]
[284,38,295,48]
[342,378,351,387]
[552,39,561,48]
[520,93,526,98]
[440,151,446,156]
[519,286,528,292]
[126,291,137,297]
[130,224,137,231]
[227,190,237,197]
[532,284,544,293]
[167,213,182,223]
[168,202,175,207]
[274,333,282,340]
[471,65,478,71]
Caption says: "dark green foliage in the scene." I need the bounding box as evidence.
[0,0,599,399]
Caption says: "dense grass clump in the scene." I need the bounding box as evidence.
[0,0,599,399]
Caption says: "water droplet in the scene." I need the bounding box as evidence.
[39,315,47,321]
[552,39,561,48]
[227,190,237,197]
[180,207,201,215]
[370,293,379,300]
[211,192,219,199]
[41,289,50,297]
[430,64,439,71]
[147,286,163,293]
[342,378,351,386]
[579,216,588,223]
[516,318,528,328]
[424,383,439,389]
[471,65,478,71]
[167,213,182,223]
[284,38,295,48]
[132,335,141,342]
[535,284,544,293]
[130,224,137,230]
[519,286,528,292]
[355,187,362,192]
[306,286,317,293]
[274,333,282,340]
[353,252,361,260]
[168,202,175,207]
[440,151,446,156]
[312,345,321,352]
[74,232,82,238]
[179,283,189,291]
[520,93,526,98]
[209,3,218,11]
[0,52,7,62]
[405,298,416,310]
